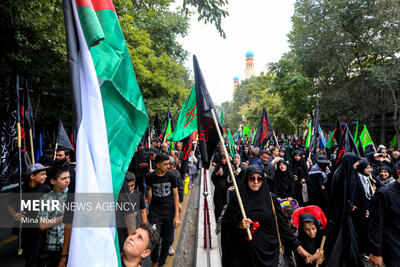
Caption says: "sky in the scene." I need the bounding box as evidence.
[180,0,296,105]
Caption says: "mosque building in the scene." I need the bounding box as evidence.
[233,50,255,90]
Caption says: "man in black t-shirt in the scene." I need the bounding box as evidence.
[145,154,180,267]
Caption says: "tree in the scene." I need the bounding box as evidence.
[284,0,400,143]
[222,73,295,134]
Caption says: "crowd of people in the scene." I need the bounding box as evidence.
[215,138,400,267]
[7,139,199,267]
[5,133,400,267]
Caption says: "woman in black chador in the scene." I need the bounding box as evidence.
[221,165,310,267]
[290,150,309,205]
[211,154,230,220]
[326,153,365,267]
[274,160,296,199]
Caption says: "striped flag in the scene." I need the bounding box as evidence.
[64,0,148,265]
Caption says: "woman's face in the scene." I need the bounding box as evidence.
[364,165,372,175]
[244,147,249,153]
[220,157,227,165]
[303,222,317,238]
[233,156,240,165]
[380,169,389,179]
[294,154,301,161]
[279,162,287,172]
[248,173,263,192]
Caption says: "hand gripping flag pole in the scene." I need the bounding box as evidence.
[210,109,252,240]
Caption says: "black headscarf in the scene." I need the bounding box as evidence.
[290,150,308,180]
[274,160,295,198]
[356,157,370,175]
[221,165,299,266]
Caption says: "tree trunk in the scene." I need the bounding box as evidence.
[380,112,386,145]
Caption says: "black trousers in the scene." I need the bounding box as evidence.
[47,250,61,267]
[150,216,174,266]
[22,228,46,267]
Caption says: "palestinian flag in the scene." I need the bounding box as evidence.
[64,0,148,266]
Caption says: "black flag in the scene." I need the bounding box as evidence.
[23,79,35,139]
[141,126,150,149]
[56,120,74,151]
[336,123,360,163]
[308,102,319,153]
[253,107,274,148]
[193,55,222,169]
[154,114,162,141]
[0,103,19,187]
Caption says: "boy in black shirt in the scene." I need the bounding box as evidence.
[145,154,180,267]
[8,163,51,267]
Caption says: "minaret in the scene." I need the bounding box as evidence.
[245,50,255,79]
[233,76,239,90]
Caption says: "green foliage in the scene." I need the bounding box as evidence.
[183,0,229,38]
[0,0,201,130]
[269,52,314,127]
[286,0,400,124]
[223,73,295,134]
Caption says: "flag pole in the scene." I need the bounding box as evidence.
[273,131,280,149]
[315,235,327,267]
[29,129,35,164]
[53,143,58,161]
[16,76,23,255]
[210,109,252,240]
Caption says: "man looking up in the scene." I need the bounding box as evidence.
[145,154,180,267]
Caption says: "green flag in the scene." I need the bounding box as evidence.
[354,122,359,147]
[165,119,173,152]
[360,125,374,151]
[326,130,336,149]
[390,135,397,147]
[243,124,250,136]
[168,85,197,141]
[227,129,235,157]
[220,107,223,125]
[305,119,312,148]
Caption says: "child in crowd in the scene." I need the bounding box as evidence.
[296,213,325,267]
[122,223,159,267]
[8,163,51,267]
[38,165,70,267]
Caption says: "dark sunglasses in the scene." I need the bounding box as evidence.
[248,176,264,183]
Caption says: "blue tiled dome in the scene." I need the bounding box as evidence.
[234,76,240,81]
[245,50,254,57]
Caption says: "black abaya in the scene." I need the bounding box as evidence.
[221,165,299,267]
